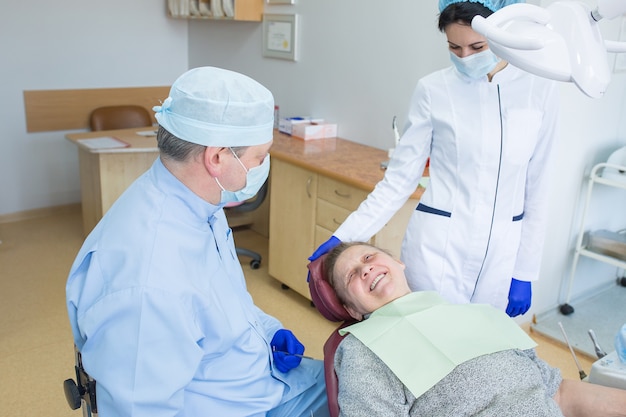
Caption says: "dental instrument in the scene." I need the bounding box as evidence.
[558,321,588,380]
[272,349,315,360]
[392,116,400,146]
[589,329,608,359]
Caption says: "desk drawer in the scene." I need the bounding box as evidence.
[316,199,351,231]
[318,176,368,211]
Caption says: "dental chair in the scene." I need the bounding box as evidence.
[307,254,357,417]
[64,345,98,416]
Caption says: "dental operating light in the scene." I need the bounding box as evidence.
[471,0,626,98]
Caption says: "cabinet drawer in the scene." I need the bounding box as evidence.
[317,199,352,231]
[315,225,334,248]
[318,176,368,211]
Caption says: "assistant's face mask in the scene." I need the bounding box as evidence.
[215,148,270,204]
[449,49,499,80]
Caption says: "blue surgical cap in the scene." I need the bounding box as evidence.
[154,66,274,147]
[438,0,525,13]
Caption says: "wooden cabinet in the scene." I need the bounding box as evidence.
[269,158,417,301]
[268,159,317,299]
[265,130,424,301]
[168,0,263,22]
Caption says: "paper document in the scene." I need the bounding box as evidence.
[136,130,158,137]
[77,137,129,149]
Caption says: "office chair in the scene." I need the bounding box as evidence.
[225,179,269,269]
[64,345,98,416]
[89,105,152,131]
[307,254,357,417]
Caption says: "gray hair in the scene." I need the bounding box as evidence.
[156,126,206,162]
[156,126,250,162]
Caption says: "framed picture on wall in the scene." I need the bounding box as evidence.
[267,0,295,4]
[263,14,298,61]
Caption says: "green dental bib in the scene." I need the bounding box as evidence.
[339,292,536,398]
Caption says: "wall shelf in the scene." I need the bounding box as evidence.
[168,0,263,22]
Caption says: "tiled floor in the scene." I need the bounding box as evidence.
[0,205,593,416]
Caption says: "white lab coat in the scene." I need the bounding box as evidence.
[334,64,559,310]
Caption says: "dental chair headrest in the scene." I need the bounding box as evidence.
[307,254,353,322]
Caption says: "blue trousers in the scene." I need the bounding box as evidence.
[268,359,330,417]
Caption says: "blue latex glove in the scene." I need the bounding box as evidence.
[309,236,341,262]
[271,329,305,373]
[506,278,532,317]
[307,236,342,282]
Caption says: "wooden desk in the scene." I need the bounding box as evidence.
[66,127,160,235]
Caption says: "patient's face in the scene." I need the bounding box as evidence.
[333,245,411,320]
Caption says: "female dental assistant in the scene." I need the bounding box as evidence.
[310,0,560,317]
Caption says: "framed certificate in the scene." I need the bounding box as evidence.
[263,14,298,61]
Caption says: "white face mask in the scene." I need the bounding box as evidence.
[215,148,270,204]
[449,49,499,80]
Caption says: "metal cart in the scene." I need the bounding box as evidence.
[559,156,626,315]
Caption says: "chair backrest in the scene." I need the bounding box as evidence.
[307,254,356,417]
[89,105,152,131]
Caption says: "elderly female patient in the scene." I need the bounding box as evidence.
[324,242,626,417]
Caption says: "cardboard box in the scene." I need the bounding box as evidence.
[292,123,338,140]
[584,229,626,261]
[278,117,324,135]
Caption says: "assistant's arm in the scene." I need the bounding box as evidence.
[512,78,561,282]
[555,379,626,417]
[333,80,432,243]
[335,334,412,417]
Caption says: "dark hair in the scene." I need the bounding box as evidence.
[438,2,494,32]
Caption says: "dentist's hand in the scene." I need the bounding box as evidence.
[271,329,305,373]
[309,236,341,262]
[506,278,532,317]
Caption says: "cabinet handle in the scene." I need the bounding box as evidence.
[333,218,342,225]
[334,189,350,198]
[306,177,313,198]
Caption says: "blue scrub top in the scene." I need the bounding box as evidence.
[66,158,315,416]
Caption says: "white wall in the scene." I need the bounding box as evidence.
[189,1,447,149]
[0,0,189,216]
[187,0,626,320]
